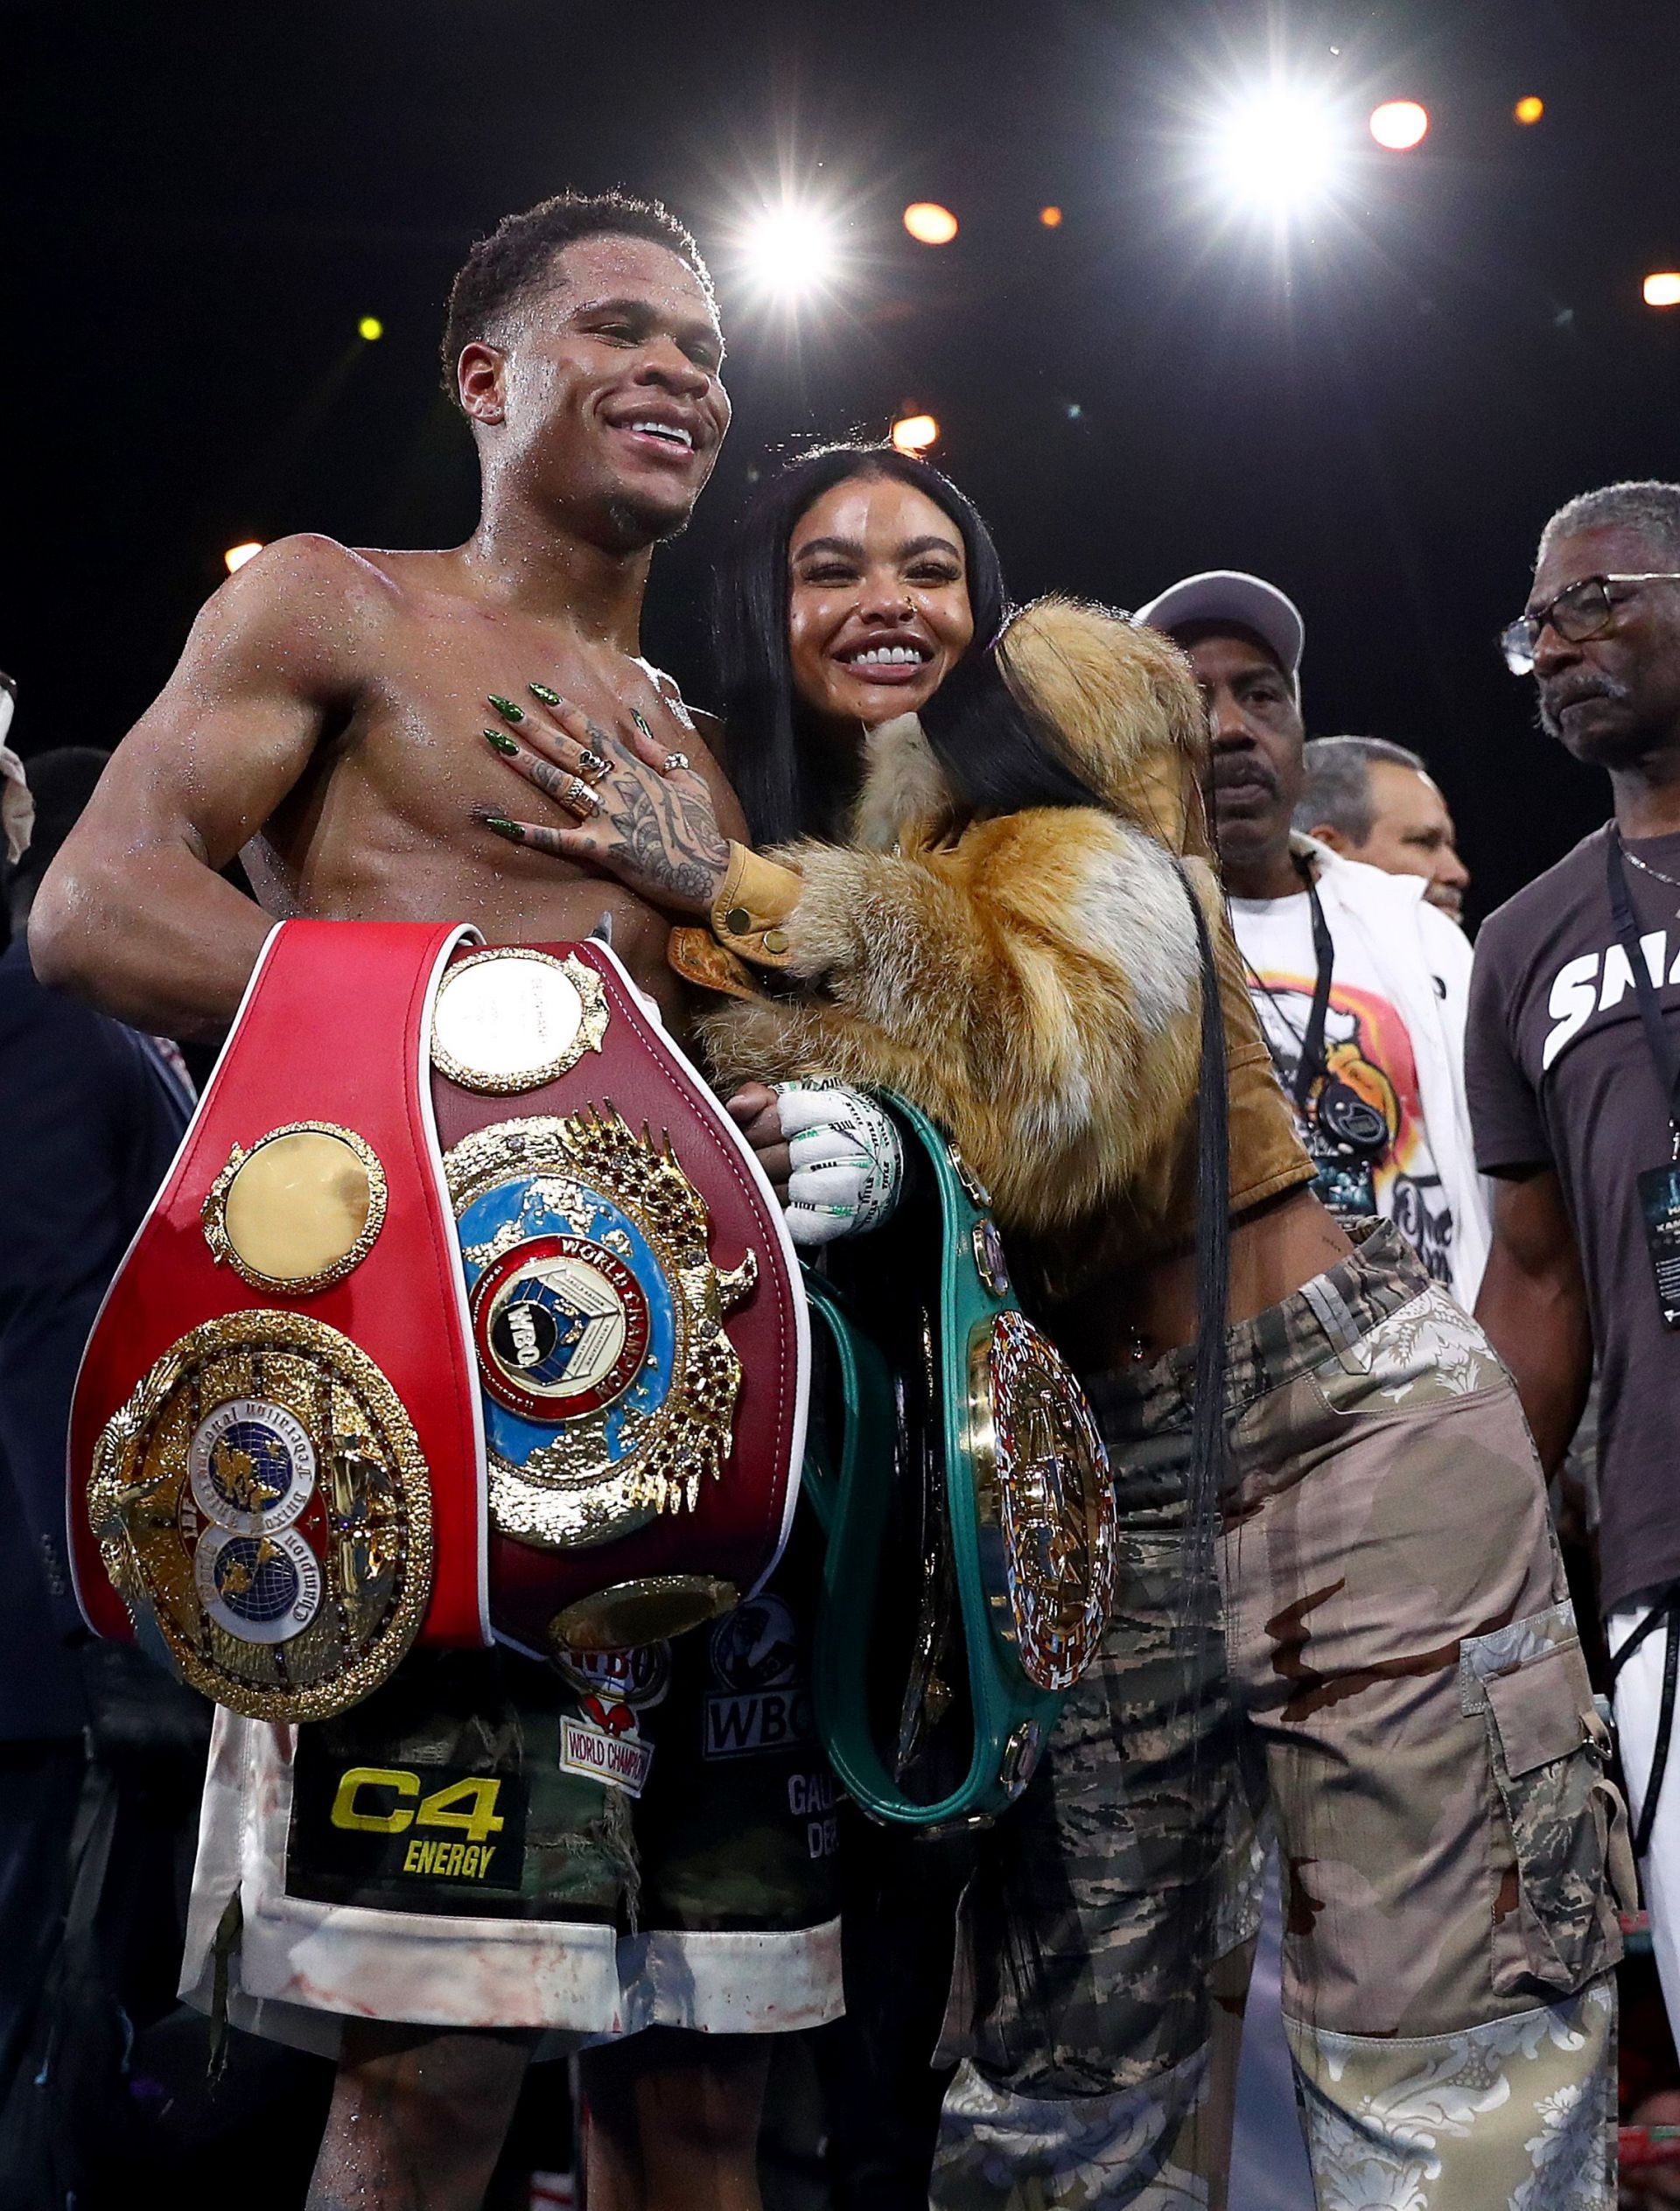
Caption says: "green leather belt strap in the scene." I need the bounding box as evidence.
[802,1094,1111,1831]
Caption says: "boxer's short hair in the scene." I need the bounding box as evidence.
[440,190,713,403]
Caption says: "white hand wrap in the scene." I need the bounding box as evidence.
[774,1081,906,1247]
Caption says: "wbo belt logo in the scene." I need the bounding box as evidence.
[554,1640,670,1800]
[704,1595,815,1760]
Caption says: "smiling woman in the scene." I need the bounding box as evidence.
[714,444,1102,847]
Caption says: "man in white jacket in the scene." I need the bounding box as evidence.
[1139,570,1489,1310]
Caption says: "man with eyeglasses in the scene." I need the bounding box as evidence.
[1471,478,1680,2049]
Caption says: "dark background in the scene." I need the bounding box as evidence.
[7,0,1680,923]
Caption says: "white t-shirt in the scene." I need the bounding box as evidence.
[1230,889,1457,1285]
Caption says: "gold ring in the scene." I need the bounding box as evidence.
[565,775,603,818]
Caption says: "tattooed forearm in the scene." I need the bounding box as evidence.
[605,772,730,908]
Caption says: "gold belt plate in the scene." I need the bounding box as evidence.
[88,1311,432,1721]
[445,1108,757,1552]
[970,1311,1116,1693]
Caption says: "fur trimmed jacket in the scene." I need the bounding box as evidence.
[700,597,1308,1256]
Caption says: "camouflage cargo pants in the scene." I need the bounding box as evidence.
[934,1223,1629,2210]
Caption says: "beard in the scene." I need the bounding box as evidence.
[597,488,695,558]
[1536,671,1642,764]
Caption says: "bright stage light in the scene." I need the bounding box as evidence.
[358,315,384,341]
[737,201,843,303]
[224,542,264,574]
[1039,206,1063,228]
[1515,95,1544,125]
[1369,100,1428,150]
[1209,83,1339,214]
[1644,273,1680,308]
[903,201,957,245]
[891,413,939,453]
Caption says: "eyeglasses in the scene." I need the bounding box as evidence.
[1501,572,1680,675]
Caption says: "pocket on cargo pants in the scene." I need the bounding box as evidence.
[1460,1601,1632,1997]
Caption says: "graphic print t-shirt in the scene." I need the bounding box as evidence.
[1468,822,1680,1615]
[1230,891,1454,1284]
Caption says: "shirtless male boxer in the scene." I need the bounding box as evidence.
[32,192,827,2211]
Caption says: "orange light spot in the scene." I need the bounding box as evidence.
[1644,273,1680,308]
[891,413,939,453]
[1369,100,1428,150]
[903,201,958,245]
[224,542,264,574]
[1515,95,1544,126]
[1039,205,1063,227]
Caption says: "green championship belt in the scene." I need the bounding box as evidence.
[802,1095,1116,1830]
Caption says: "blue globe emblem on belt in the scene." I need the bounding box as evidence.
[186,1397,316,1535]
[192,1522,323,1645]
[456,1175,677,1473]
[208,1421,298,1516]
[214,1535,302,1624]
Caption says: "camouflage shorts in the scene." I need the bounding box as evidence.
[179,1523,844,2050]
[936,1223,1628,2208]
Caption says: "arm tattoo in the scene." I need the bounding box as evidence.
[606,770,729,906]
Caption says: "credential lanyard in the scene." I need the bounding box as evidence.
[1605,829,1680,1138]
[1293,859,1338,1113]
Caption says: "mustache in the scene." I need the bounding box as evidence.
[1536,671,1634,737]
[1210,756,1278,796]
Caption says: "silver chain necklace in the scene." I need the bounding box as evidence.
[1622,843,1680,893]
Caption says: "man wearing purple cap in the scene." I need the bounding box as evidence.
[1138,570,1488,1306]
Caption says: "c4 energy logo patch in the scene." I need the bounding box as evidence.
[703,1594,815,1760]
[285,1758,528,1910]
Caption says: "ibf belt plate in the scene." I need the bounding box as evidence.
[88,1312,433,1722]
[445,1108,757,1553]
[970,1311,1116,1693]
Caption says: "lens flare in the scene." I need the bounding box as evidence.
[737,202,843,302]
[903,201,958,245]
[891,413,939,452]
[1209,83,1339,213]
[357,315,384,341]
[1515,95,1544,125]
[224,542,264,575]
[1039,206,1063,227]
[1369,100,1428,150]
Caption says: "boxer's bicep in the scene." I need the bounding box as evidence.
[31,536,376,1034]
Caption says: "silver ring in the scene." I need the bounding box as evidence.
[578,748,609,781]
[662,751,690,774]
[564,775,603,818]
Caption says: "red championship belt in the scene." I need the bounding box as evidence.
[427,935,807,1656]
[69,921,808,1722]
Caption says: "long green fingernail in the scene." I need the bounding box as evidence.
[487,694,525,724]
[482,727,519,756]
[630,708,654,739]
[478,811,525,840]
[528,682,562,707]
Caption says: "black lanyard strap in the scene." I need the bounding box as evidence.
[1607,1585,1680,1858]
[1605,829,1680,1129]
[1293,858,1338,1112]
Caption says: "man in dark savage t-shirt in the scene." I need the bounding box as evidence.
[1470,477,1680,2045]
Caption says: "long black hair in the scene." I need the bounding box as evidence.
[713,443,1105,845]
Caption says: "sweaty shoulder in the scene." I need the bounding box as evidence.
[196,532,403,695]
